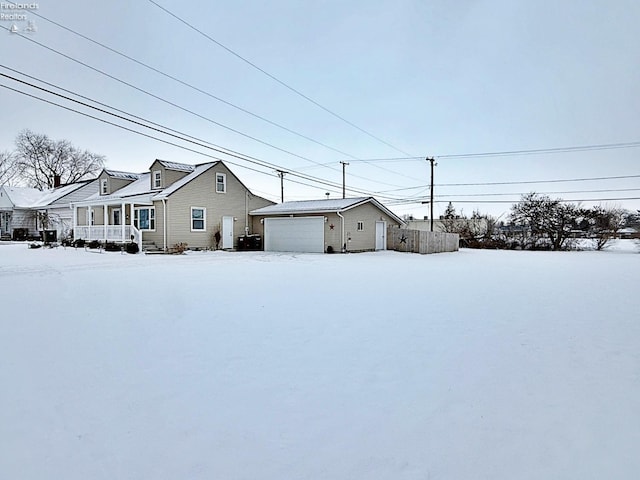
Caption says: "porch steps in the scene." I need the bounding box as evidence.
[142,240,163,254]
[0,233,11,241]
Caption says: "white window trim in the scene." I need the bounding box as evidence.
[357,221,364,231]
[191,206,207,232]
[134,206,156,231]
[100,178,108,195]
[216,172,226,193]
[153,170,162,189]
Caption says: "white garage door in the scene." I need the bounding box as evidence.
[264,216,325,253]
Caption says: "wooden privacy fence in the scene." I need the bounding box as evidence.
[387,227,459,254]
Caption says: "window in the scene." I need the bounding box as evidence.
[357,221,364,231]
[153,170,162,189]
[191,207,206,231]
[134,207,155,230]
[100,178,108,195]
[216,173,226,193]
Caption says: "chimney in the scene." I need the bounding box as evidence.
[53,175,61,188]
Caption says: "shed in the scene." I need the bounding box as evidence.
[250,197,404,253]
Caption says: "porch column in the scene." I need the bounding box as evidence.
[72,204,77,237]
[130,203,136,243]
[121,202,126,243]
[103,204,108,242]
[88,206,93,239]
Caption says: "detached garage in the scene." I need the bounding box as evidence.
[250,197,405,253]
[263,216,325,253]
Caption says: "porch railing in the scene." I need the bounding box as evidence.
[74,225,142,251]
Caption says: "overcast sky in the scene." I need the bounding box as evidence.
[1,0,639,218]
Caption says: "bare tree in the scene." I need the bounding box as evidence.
[14,130,105,188]
[510,193,580,250]
[0,150,17,185]
[586,205,627,250]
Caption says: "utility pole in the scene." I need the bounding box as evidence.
[276,170,286,203]
[340,161,349,199]
[428,157,435,232]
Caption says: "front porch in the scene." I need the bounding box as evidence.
[72,202,145,251]
[73,225,142,248]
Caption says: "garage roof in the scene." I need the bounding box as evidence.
[250,196,404,224]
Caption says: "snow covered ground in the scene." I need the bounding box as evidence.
[1,242,639,479]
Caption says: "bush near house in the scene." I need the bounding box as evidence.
[125,242,139,254]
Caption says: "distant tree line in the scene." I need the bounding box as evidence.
[0,129,105,189]
[440,195,639,251]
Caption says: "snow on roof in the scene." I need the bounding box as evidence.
[30,181,92,207]
[157,160,196,173]
[82,173,153,203]
[250,196,406,225]
[250,197,372,215]
[1,186,45,208]
[152,162,217,199]
[104,169,141,181]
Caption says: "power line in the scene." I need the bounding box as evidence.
[13,3,363,161]
[433,188,640,198]
[6,73,639,212]
[371,176,640,195]
[0,80,348,198]
[0,70,411,201]
[437,142,640,159]
[333,140,640,163]
[435,174,640,187]
[387,197,640,206]
[148,0,415,158]
[5,27,420,186]
[5,30,330,167]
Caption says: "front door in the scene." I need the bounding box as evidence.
[112,208,121,226]
[375,221,386,250]
[222,216,234,249]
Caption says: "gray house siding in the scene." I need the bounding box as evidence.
[49,180,99,207]
[342,203,399,252]
[152,163,273,250]
[251,201,402,252]
[8,208,37,235]
[149,160,190,191]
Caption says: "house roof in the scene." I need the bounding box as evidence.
[30,179,95,208]
[1,186,44,208]
[77,163,218,204]
[152,162,217,199]
[75,160,269,206]
[156,160,196,173]
[80,173,154,205]
[249,196,405,224]
[104,169,141,181]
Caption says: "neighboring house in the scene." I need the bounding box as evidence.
[249,197,405,253]
[0,185,43,239]
[72,160,274,251]
[0,180,99,240]
[618,227,639,239]
[30,179,99,240]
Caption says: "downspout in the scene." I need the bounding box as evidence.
[162,198,167,251]
[337,210,346,253]
[245,191,249,235]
